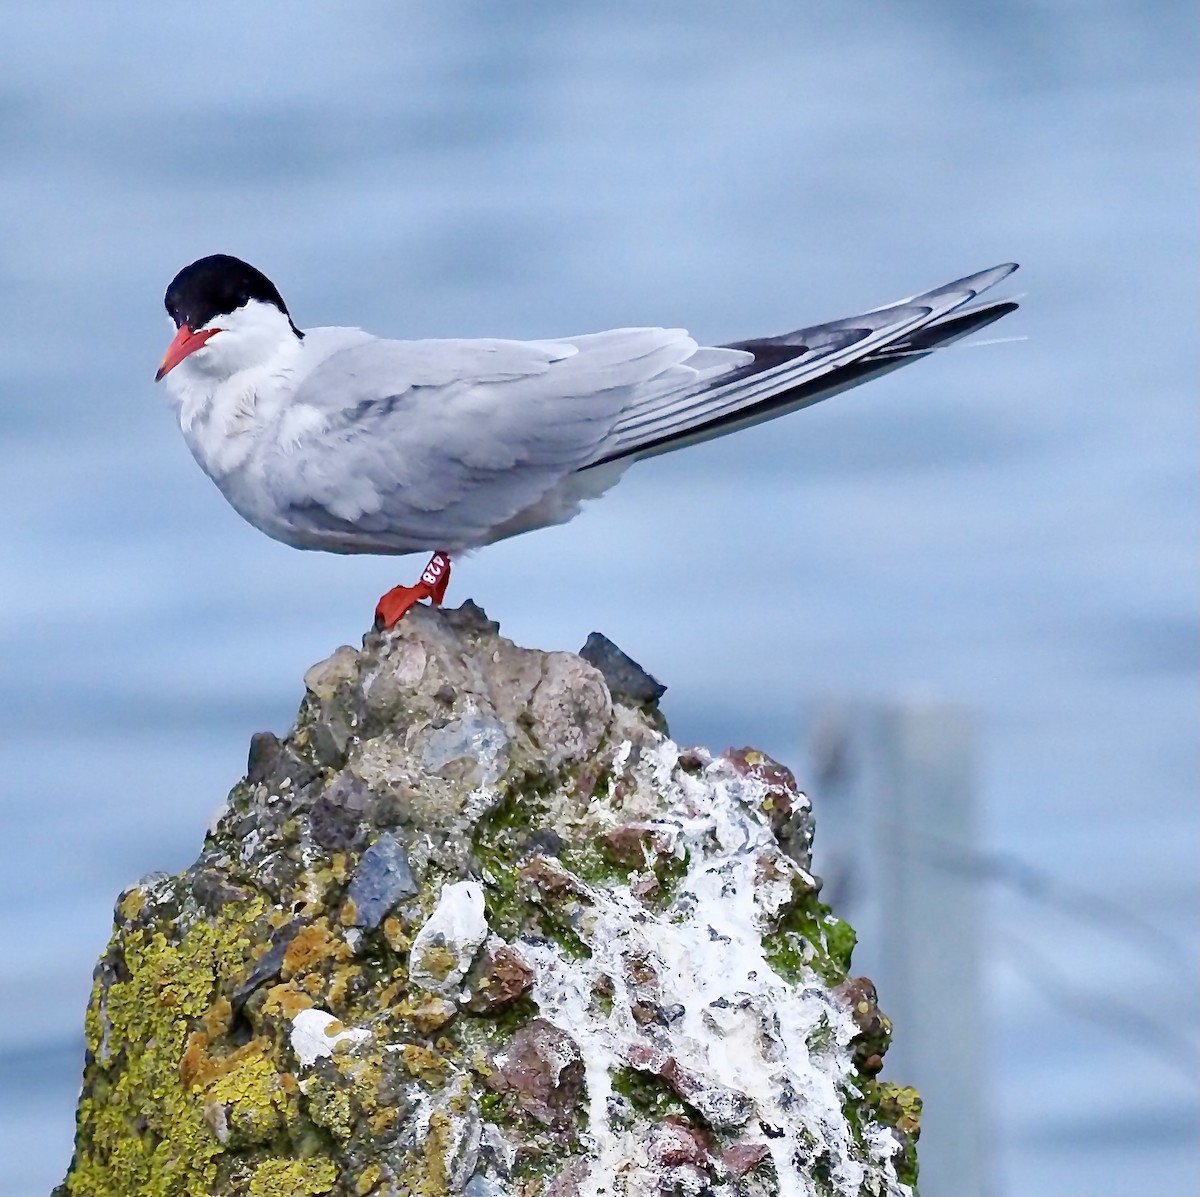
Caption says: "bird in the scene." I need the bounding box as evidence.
[155,254,1019,627]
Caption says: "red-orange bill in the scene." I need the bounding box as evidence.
[155,325,218,381]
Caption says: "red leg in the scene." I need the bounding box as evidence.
[374,552,452,629]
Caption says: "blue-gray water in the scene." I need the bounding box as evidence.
[2,3,1196,1194]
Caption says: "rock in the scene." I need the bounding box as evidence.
[344,831,417,929]
[230,919,307,1008]
[578,632,666,708]
[309,775,371,852]
[290,1008,372,1067]
[423,706,509,786]
[722,1140,771,1178]
[487,1018,585,1128]
[464,939,536,1014]
[834,975,893,1077]
[464,1174,507,1197]
[56,602,918,1197]
[600,820,677,867]
[245,731,283,784]
[648,1116,712,1166]
[409,880,489,994]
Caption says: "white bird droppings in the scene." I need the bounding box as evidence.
[409,879,489,994]
[521,739,909,1197]
[289,1008,371,1068]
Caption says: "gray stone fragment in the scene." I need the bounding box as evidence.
[245,731,320,791]
[188,868,256,917]
[423,708,509,786]
[579,632,666,707]
[303,645,360,700]
[310,775,372,851]
[309,710,352,768]
[443,599,499,635]
[465,1175,507,1197]
[246,731,282,783]
[346,831,418,928]
[231,919,307,1008]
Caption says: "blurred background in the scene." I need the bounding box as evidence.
[1,2,1196,1194]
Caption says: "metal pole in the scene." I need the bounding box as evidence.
[806,699,989,1197]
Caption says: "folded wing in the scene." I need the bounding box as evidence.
[263,329,748,553]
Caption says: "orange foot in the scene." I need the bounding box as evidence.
[374,552,452,629]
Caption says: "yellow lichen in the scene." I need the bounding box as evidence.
[416,1106,453,1196]
[326,963,362,1011]
[468,1046,494,1079]
[179,1030,210,1089]
[261,982,315,1020]
[382,916,411,953]
[401,1043,450,1084]
[369,1106,399,1135]
[118,888,146,921]
[63,902,267,1196]
[247,1157,338,1196]
[395,993,456,1034]
[203,995,233,1038]
[281,920,350,980]
[417,944,457,982]
[872,1081,922,1135]
[355,1162,384,1195]
[379,979,407,1007]
[305,1074,356,1142]
[202,1038,289,1147]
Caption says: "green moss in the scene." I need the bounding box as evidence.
[821,914,856,975]
[609,1066,690,1122]
[557,838,620,889]
[472,766,598,962]
[762,901,857,987]
[650,847,690,905]
[480,993,539,1036]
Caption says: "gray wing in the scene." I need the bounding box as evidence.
[262,329,747,554]
[588,263,1019,466]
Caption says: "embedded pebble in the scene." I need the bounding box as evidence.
[290,1009,370,1068]
[346,831,418,928]
[410,880,489,993]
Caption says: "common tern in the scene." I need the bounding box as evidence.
[156,254,1018,627]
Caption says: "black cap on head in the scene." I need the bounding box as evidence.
[164,254,302,337]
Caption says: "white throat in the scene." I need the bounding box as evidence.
[163,299,305,478]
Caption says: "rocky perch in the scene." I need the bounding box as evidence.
[56,603,919,1197]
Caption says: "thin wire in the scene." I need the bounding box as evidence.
[994,923,1200,1086]
[890,825,1198,981]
